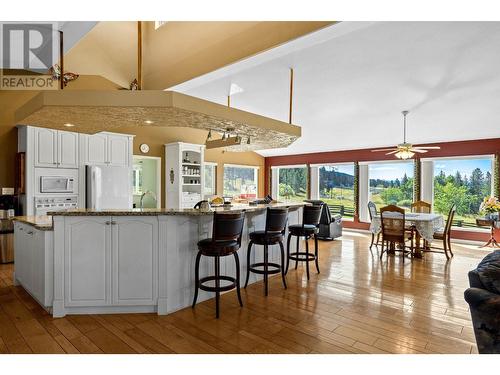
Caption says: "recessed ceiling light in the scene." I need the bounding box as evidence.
[144,120,154,124]
[64,123,75,127]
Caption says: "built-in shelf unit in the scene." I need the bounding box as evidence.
[165,142,205,209]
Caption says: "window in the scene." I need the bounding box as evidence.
[369,161,414,211]
[204,163,217,197]
[319,164,355,219]
[132,165,143,195]
[277,166,308,202]
[432,157,493,228]
[223,165,258,199]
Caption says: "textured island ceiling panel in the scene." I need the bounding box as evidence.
[15,90,301,151]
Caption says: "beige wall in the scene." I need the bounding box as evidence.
[143,21,333,89]
[125,125,265,206]
[0,77,264,206]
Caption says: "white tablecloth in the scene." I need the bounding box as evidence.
[370,213,445,242]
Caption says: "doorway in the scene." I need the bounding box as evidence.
[132,155,162,209]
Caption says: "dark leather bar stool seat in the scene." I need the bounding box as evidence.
[245,207,288,296]
[286,204,323,280]
[192,211,245,318]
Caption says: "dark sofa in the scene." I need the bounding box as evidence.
[464,250,500,354]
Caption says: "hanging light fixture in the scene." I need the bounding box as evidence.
[247,136,251,145]
[372,110,440,159]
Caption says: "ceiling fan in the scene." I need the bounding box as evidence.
[372,110,440,159]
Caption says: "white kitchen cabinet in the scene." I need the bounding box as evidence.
[107,134,130,166]
[82,132,132,167]
[13,222,53,308]
[33,127,79,168]
[112,217,158,305]
[62,216,157,309]
[34,127,57,167]
[57,130,79,168]
[85,133,108,165]
[64,217,111,306]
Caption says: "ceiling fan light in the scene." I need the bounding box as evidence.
[395,150,414,160]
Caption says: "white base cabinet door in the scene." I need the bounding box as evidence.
[64,217,111,306]
[112,217,158,305]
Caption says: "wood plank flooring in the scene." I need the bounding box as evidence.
[0,231,487,354]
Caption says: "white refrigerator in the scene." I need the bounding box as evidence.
[86,165,132,210]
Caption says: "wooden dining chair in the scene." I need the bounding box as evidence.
[411,200,432,249]
[430,204,456,259]
[368,201,381,249]
[411,200,432,213]
[380,205,414,261]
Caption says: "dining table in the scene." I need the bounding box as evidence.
[370,212,445,258]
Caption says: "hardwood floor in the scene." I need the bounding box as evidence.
[0,231,486,354]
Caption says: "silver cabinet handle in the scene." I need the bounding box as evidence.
[105,221,111,225]
[111,221,117,225]
[27,231,33,235]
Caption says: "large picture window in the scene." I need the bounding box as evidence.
[277,166,308,202]
[369,161,414,211]
[432,157,493,228]
[223,165,258,199]
[319,164,355,218]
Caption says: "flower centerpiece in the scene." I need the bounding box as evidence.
[479,196,500,220]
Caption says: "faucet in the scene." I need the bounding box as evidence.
[140,190,157,209]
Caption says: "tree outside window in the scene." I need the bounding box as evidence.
[278,167,308,202]
[433,158,492,228]
[369,162,414,211]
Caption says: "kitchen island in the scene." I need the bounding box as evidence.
[13,202,305,317]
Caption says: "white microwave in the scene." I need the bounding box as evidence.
[40,176,76,194]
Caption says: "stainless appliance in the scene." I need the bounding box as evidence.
[0,219,14,264]
[86,165,132,210]
[0,194,17,264]
[34,196,78,216]
[40,176,75,193]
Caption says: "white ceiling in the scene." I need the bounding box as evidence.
[171,22,500,157]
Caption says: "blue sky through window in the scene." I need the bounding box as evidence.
[434,158,492,177]
[369,162,414,180]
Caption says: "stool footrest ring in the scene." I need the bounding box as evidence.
[199,275,237,292]
[289,251,317,262]
[249,262,282,275]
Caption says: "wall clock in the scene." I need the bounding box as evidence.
[140,143,150,154]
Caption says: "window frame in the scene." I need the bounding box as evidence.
[204,161,217,197]
[223,164,259,198]
[272,164,309,202]
[313,162,356,220]
[422,154,495,231]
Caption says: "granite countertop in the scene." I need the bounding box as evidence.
[12,203,306,231]
[48,201,306,217]
[12,216,54,231]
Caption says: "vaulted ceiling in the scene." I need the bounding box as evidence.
[171,22,500,157]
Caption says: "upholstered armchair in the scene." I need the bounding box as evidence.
[464,250,500,354]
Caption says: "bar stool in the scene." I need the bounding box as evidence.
[192,211,245,318]
[244,207,288,296]
[285,204,323,280]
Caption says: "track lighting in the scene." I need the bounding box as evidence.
[206,129,212,142]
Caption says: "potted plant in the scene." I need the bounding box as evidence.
[479,196,500,220]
